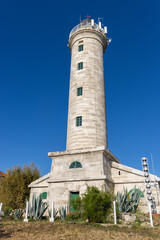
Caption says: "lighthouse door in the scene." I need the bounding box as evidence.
[70,192,79,212]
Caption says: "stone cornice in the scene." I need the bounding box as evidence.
[113,180,157,184]
[47,175,113,183]
[48,146,120,163]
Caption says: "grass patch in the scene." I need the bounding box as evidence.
[0,219,160,239]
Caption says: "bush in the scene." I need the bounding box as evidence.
[70,197,82,214]
[4,207,12,217]
[66,212,81,221]
[0,163,40,209]
[71,186,113,223]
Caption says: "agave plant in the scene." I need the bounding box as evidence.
[129,187,144,213]
[48,207,58,219]
[13,209,24,220]
[28,194,48,220]
[117,188,131,213]
[59,206,67,220]
[117,187,143,213]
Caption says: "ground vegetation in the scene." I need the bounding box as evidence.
[71,186,113,223]
[0,220,160,240]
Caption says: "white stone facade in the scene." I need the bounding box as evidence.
[29,19,160,214]
[66,26,107,151]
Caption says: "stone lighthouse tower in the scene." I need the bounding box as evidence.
[66,19,108,151]
[29,18,160,214]
[29,18,120,210]
[44,19,119,207]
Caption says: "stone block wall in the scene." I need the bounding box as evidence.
[49,148,107,181]
[111,162,160,213]
[66,28,108,151]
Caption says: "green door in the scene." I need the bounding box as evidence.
[70,192,79,212]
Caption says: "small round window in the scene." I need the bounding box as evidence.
[69,161,82,169]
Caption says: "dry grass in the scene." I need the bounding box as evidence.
[0,220,160,240]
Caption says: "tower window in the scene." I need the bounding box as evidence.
[77,87,83,96]
[69,161,82,169]
[76,116,82,126]
[78,62,83,70]
[78,45,83,52]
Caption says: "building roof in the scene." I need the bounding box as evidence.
[0,171,6,177]
[28,172,50,188]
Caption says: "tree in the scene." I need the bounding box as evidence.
[71,186,113,223]
[0,163,40,209]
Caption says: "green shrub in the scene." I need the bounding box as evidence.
[71,186,113,223]
[66,212,81,221]
[70,197,82,214]
[4,207,12,217]
[135,217,142,225]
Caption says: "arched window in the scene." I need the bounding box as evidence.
[69,161,82,169]
[129,188,144,198]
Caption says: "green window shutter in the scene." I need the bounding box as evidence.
[76,116,82,126]
[78,45,83,52]
[77,87,83,96]
[78,62,83,70]
[41,192,47,199]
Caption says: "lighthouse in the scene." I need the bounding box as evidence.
[29,19,160,214]
[29,18,120,208]
[45,19,119,208]
[66,19,108,151]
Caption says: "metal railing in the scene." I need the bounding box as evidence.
[69,19,106,37]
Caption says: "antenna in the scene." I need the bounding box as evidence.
[80,15,81,22]
[98,17,103,23]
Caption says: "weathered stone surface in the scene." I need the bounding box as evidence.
[122,214,136,222]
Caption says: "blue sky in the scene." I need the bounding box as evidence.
[0,0,160,177]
